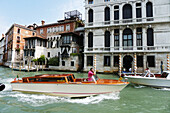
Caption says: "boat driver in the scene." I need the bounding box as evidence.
[88,68,96,82]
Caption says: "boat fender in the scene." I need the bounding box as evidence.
[0,83,5,91]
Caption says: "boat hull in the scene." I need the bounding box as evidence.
[125,76,170,88]
[11,83,128,97]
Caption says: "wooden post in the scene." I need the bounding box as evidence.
[167,54,169,71]
[28,63,29,72]
[94,55,97,75]
[38,62,40,69]
[12,63,13,70]
[134,53,137,76]
[42,62,43,71]
[36,61,38,72]
[119,54,122,77]
[19,62,21,71]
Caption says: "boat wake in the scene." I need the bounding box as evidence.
[153,88,170,91]
[133,84,146,89]
[0,78,120,106]
[0,91,120,106]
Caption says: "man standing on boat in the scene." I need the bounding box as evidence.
[88,68,97,83]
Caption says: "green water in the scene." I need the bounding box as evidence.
[0,66,169,113]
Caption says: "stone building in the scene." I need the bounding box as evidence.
[24,10,84,71]
[3,24,35,67]
[84,0,170,73]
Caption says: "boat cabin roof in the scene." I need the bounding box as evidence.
[23,74,74,79]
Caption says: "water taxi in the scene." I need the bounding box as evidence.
[125,71,170,88]
[11,74,129,98]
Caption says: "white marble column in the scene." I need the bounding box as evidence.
[110,29,114,51]
[119,4,123,23]
[133,28,136,50]
[142,27,147,47]
[142,2,146,21]
[110,5,113,23]
[132,2,136,22]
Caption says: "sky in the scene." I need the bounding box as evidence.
[0,0,85,37]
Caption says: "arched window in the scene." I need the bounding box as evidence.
[147,28,154,46]
[114,5,119,23]
[146,2,153,21]
[123,28,133,47]
[123,4,132,19]
[105,7,110,24]
[105,31,110,47]
[88,9,93,23]
[88,32,93,47]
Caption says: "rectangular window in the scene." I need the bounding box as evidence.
[53,27,56,32]
[87,56,93,66]
[114,6,119,23]
[104,0,110,2]
[17,36,20,43]
[62,61,65,66]
[47,28,50,33]
[66,25,70,31]
[114,29,119,48]
[51,28,53,33]
[137,56,143,67]
[71,61,74,66]
[137,28,143,49]
[62,36,71,44]
[40,29,43,34]
[104,56,110,66]
[114,56,119,67]
[17,29,20,34]
[147,56,155,67]
[61,26,64,31]
[58,26,61,32]
[56,27,59,32]
[48,52,50,57]
[88,0,93,4]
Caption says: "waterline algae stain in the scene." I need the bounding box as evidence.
[0,67,170,113]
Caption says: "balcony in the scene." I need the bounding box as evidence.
[85,16,169,28]
[84,46,170,53]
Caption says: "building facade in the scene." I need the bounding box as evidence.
[24,10,84,71]
[84,0,170,73]
[4,24,35,66]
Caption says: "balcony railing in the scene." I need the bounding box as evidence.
[85,46,170,53]
[85,16,169,27]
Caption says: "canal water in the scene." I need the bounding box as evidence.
[0,66,169,113]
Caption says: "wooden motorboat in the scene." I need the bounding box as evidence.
[124,71,170,88]
[11,74,129,98]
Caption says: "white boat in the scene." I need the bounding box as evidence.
[11,74,129,98]
[125,71,170,88]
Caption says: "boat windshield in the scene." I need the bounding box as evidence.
[67,75,74,82]
[161,72,169,78]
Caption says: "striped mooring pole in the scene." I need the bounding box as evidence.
[94,54,97,75]
[119,54,122,77]
[134,53,137,76]
[167,54,169,71]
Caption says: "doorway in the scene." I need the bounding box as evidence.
[123,55,133,72]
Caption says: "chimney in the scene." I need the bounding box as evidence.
[2,34,4,38]
[41,20,45,26]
